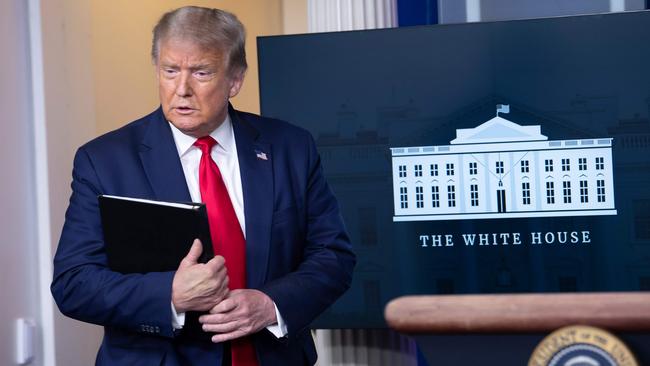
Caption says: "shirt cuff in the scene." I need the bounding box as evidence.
[266,302,288,338]
[171,302,185,330]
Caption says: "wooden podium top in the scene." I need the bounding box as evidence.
[385,292,650,333]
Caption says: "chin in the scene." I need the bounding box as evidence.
[169,118,202,133]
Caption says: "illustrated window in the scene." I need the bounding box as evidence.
[580,180,589,203]
[562,158,570,172]
[430,163,438,176]
[563,181,572,204]
[469,162,478,175]
[446,163,455,176]
[415,186,424,208]
[545,159,553,172]
[447,185,456,207]
[399,165,407,178]
[578,158,587,171]
[470,184,479,206]
[400,187,408,208]
[546,181,555,204]
[522,182,531,205]
[431,186,440,208]
[597,180,605,202]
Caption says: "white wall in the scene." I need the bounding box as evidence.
[0,0,44,364]
[39,0,103,365]
[0,1,102,365]
[282,0,308,34]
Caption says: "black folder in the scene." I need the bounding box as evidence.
[99,195,214,274]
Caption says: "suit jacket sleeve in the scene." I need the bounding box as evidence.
[51,146,177,338]
[259,132,356,337]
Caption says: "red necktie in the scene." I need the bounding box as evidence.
[194,136,258,366]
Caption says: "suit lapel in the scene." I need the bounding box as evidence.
[139,108,192,202]
[139,106,272,288]
[231,107,273,289]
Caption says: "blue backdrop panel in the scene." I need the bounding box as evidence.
[258,11,650,329]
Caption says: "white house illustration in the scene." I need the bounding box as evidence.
[391,107,617,221]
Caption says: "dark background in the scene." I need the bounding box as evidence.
[258,10,650,328]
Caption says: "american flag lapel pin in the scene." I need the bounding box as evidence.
[255,149,268,161]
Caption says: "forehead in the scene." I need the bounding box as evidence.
[158,37,225,65]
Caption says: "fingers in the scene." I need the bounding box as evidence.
[199,294,240,330]
[200,307,253,343]
[179,239,203,268]
[209,296,237,314]
[211,275,230,305]
[206,256,228,296]
[172,242,230,312]
[205,254,226,272]
[198,290,276,343]
[202,318,239,333]
[212,329,248,344]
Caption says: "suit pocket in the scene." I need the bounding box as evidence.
[269,205,305,271]
[271,205,299,226]
[97,336,168,366]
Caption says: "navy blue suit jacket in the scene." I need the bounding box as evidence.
[51,106,355,365]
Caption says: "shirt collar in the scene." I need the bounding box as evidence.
[169,113,234,157]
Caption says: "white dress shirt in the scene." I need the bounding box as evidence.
[168,115,287,338]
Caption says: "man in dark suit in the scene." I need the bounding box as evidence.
[51,6,355,365]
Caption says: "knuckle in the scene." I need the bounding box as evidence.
[206,266,218,277]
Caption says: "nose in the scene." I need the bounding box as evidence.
[175,71,193,97]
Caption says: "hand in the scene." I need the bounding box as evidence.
[199,289,277,343]
[171,239,229,313]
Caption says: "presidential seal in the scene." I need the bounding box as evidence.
[529,325,638,366]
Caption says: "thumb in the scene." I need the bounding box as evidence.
[179,239,203,268]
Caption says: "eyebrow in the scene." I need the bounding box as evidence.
[188,64,214,71]
[159,61,215,71]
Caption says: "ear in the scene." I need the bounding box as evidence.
[228,70,245,98]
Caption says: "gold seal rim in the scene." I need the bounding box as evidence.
[528,325,638,366]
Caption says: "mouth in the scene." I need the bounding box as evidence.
[174,106,196,115]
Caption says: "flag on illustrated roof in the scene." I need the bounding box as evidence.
[496,104,510,115]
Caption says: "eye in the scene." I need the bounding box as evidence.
[162,68,178,77]
[194,70,212,79]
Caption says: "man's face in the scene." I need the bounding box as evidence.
[157,38,243,137]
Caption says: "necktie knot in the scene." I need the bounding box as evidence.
[194,136,217,155]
